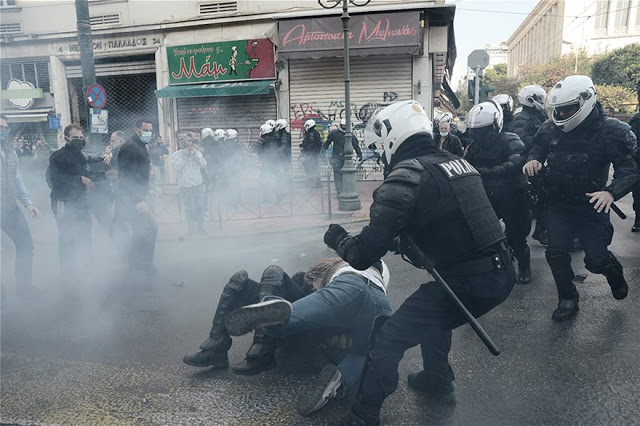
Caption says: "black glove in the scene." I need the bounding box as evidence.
[324,224,348,250]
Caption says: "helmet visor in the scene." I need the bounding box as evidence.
[553,103,580,122]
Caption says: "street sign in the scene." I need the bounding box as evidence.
[467,50,490,70]
[86,83,107,109]
[90,108,109,134]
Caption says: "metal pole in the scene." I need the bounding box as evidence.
[75,0,97,148]
[474,66,481,105]
[338,0,361,211]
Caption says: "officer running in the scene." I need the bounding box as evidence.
[523,75,638,322]
[322,100,515,426]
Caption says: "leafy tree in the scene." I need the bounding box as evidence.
[591,43,640,92]
[519,50,595,91]
[594,84,637,113]
[483,63,522,98]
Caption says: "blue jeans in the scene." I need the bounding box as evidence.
[266,273,392,394]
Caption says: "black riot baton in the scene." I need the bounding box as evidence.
[400,234,502,356]
[591,182,626,220]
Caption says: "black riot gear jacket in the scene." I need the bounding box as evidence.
[465,131,529,199]
[333,134,506,271]
[528,103,638,202]
[300,128,322,155]
[512,106,548,153]
[323,129,362,160]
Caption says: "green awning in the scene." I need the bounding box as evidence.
[155,80,275,99]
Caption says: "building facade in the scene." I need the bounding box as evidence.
[507,0,640,76]
[0,0,457,180]
[485,43,508,69]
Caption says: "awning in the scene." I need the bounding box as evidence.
[155,80,275,99]
[4,110,50,123]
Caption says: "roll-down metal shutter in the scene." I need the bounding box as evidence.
[176,94,276,145]
[65,60,157,78]
[289,55,412,180]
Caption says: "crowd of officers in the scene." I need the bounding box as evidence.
[1,74,638,425]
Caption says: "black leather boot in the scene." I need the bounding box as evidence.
[231,336,277,376]
[552,294,579,322]
[183,348,228,368]
[407,370,456,404]
[601,262,628,300]
[515,245,532,284]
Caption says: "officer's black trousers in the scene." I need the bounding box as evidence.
[355,266,515,414]
[52,199,92,276]
[545,201,618,300]
[491,192,532,268]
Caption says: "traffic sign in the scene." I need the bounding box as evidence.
[467,50,490,70]
[86,83,107,109]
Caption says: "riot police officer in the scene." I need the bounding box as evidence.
[513,85,550,244]
[323,100,515,426]
[628,81,640,232]
[300,119,322,188]
[492,94,515,132]
[322,118,362,194]
[524,75,638,322]
[465,100,533,284]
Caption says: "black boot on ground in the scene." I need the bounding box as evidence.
[632,216,640,232]
[552,295,579,322]
[407,370,456,404]
[601,262,628,300]
[517,265,532,284]
[231,352,276,376]
[183,348,229,368]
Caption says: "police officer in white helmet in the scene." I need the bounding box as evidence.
[523,75,638,322]
[300,119,323,188]
[320,100,514,425]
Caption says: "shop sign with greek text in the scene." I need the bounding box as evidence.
[167,39,276,85]
[278,11,421,59]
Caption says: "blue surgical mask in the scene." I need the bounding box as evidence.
[140,131,152,144]
[440,131,449,138]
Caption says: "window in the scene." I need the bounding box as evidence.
[0,62,50,92]
[614,0,631,33]
[199,1,238,16]
[594,0,610,34]
[90,13,121,28]
[0,22,21,35]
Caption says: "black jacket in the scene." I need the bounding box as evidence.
[49,144,105,203]
[118,134,151,203]
[528,103,638,202]
[300,128,322,155]
[323,129,362,159]
[466,131,528,199]
[512,106,548,153]
[333,135,505,271]
[438,134,464,157]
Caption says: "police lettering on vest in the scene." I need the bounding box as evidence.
[437,158,479,179]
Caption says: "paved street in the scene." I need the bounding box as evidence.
[1,192,639,425]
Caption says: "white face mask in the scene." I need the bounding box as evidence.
[140,131,152,143]
[440,131,449,138]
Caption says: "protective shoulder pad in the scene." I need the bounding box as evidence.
[385,159,425,185]
[538,119,557,135]
[603,117,632,137]
[502,132,525,152]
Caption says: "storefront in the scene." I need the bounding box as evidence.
[155,38,277,147]
[278,11,425,180]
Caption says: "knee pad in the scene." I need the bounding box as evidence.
[585,253,619,274]
[225,270,249,292]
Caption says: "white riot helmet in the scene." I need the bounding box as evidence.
[304,119,316,131]
[492,94,514,114]
[466,100,504,133]
[213,129,226,141]
[275,119,288,131]
[436,112,453,125]
[547,75,597,133]
[518,85,547,113]
[366,100,433,164]
[201,128,214,139]
[260,123,273,136]
[225,129,238,140]
[265,119,276,128]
